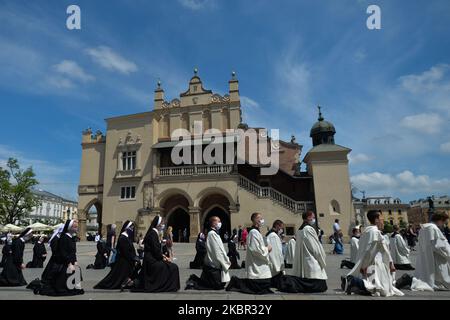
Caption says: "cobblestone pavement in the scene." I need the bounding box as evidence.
[0,242,449,300]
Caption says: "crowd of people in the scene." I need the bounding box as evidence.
[0,210,449,297]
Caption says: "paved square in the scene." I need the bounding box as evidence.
[0,242,449,300]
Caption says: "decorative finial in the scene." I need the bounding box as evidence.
[317,105,324,121]
[231,71,236,79]
[194,67,198,75]
[157,78,161,88]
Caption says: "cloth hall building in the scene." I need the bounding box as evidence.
[77,70,354,242]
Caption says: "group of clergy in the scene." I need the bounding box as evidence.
[0,209,449,297]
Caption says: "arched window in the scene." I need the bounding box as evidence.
[329,199,341,215]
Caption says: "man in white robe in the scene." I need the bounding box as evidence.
[276,211,327,293]
[343,210,404,297]
[266,220,285,286]
[341,227,360,269]
[389,225,414,270]
[186,216,231,290]
[396,212,450,291]
[226,212,273,294]
[284,237,296,268]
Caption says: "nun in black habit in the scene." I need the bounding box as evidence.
[0,228,33,287]
[87,239,109,270]
[130,216,180,293]
[34,219,84,296]
[26,236,47,268]
[94,221,140,290]
[189,231,207,269]
[0,234,13,268]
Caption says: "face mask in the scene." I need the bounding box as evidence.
[310,219,316,225]
[216,222,222,230]
[260,219,265,226]
[159,224,166,231]
[278,229,283,235]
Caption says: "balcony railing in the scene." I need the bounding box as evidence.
[238,175,314,214]
[159,164,234,177]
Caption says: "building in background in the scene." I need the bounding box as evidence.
[353,196,409,227]
[77,70,354,241]
[28,189,78,225]
[408,195,450,226]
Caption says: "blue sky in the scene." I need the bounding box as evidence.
[0,0,449,202]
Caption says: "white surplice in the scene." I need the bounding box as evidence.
[205,229,231,283]
[348,225,404,297]
[266,231,285,276]
[293,225,327,280]
[246,228,271,279]
[350,236,359,263]
[412,223,450,291]
[284,238,296,265]
[389,233,411,265]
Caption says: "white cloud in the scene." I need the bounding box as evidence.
[440,141,450,153]
[85,46,138,75]
[399,64,450,94]
[178,0,216,10]
[351,170,450,195]
[349,153,373,164]
[53,60,95,83]
[400,113,444,134]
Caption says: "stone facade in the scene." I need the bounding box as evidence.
[77,70,354,241]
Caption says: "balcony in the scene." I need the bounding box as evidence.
[158,164,234,177]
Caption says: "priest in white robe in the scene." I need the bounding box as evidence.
[341,227,360,269]
[343,210,404,297]
[266,220,285,286]
[389,225,414,270]
[396,212,450,291]
[284,237,296,268]
[186,216,231,290]
[226,213,273,294]
[276,211,328,293]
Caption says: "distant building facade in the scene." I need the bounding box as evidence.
[408,195,450,225]
[28,189,78,225]
[353,196,409,227]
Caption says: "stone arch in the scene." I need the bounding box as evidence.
[199,193,232,240]
[194,187,235,208]
[155,188,194,208]
[81,198,103,236]
[161,195,191,243]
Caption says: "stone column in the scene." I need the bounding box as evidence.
[188,206,201,243]
[78,210,87,241]
[229,206,238,231]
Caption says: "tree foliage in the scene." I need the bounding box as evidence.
[0,158,40,224]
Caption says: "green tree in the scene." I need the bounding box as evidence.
[383,221,394,233]
[0,158,40,224]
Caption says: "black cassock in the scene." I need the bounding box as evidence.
[1,243,12,268]
[27,242,47,268]
[189,234,206,269]
[0,238,27,286]
[94,235,139,289]
[274,275,327,293]
[131,229,180,293]
[227,241,241,269]
[36,233,83,296]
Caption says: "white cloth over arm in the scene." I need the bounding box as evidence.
[350,237,359,263]
[266,232,285,276]
[293,225,327,280]
[348,225,404,297]
[205,230,231,283]
[413,223,450,291]
[389,234,411,265]
[245,228,271,279]
[284,238,296,265]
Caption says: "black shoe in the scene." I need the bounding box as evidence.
[340,261,345,269]
[395,274,412,289]
[225,276,237,292]
[344,276,354,295]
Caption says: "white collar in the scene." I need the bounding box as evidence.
[153,228,159,234]
[65,232,73,238]
[20,238,25,242]
[121,232,129,237]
